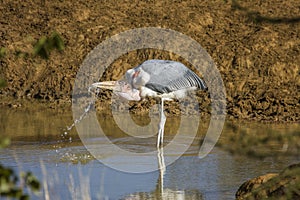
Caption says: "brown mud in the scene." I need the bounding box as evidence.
[0,0,299,122]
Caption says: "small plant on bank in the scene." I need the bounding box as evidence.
[0,47,6,59]
[33,32,65,59]
[0,32,64,60]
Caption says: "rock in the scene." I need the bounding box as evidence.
[236,163,300,200]
[236,173,278,199]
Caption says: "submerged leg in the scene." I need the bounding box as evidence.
[157,98,166,148]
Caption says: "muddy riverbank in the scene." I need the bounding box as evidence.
[0,0,299,122]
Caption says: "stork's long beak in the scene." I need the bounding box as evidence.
[91,81,117,90]
[90,80,141,101]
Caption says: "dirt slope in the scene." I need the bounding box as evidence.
[0,0,299,121]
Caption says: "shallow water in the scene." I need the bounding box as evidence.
[0,107,299,200]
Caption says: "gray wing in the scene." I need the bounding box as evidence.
[137,60,207,94]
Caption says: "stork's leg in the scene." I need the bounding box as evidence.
[157,98,166,148]
[157,146,166,196]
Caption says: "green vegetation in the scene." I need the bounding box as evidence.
[0,78,6,88]
[0,32,64,60]
[33,32,65,59]
[0,165,40,200]
[15,50,29,59]
[0,138,10,149]
[0,138,40,199]
[0,47,6,59]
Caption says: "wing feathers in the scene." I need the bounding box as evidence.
[137,60,207,94]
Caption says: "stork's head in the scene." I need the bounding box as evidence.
[91,80,141,101]
[125,68,150,89]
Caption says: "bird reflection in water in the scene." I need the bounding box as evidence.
[121,147,203,200]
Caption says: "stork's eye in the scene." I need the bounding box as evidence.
[132,70,140,78]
